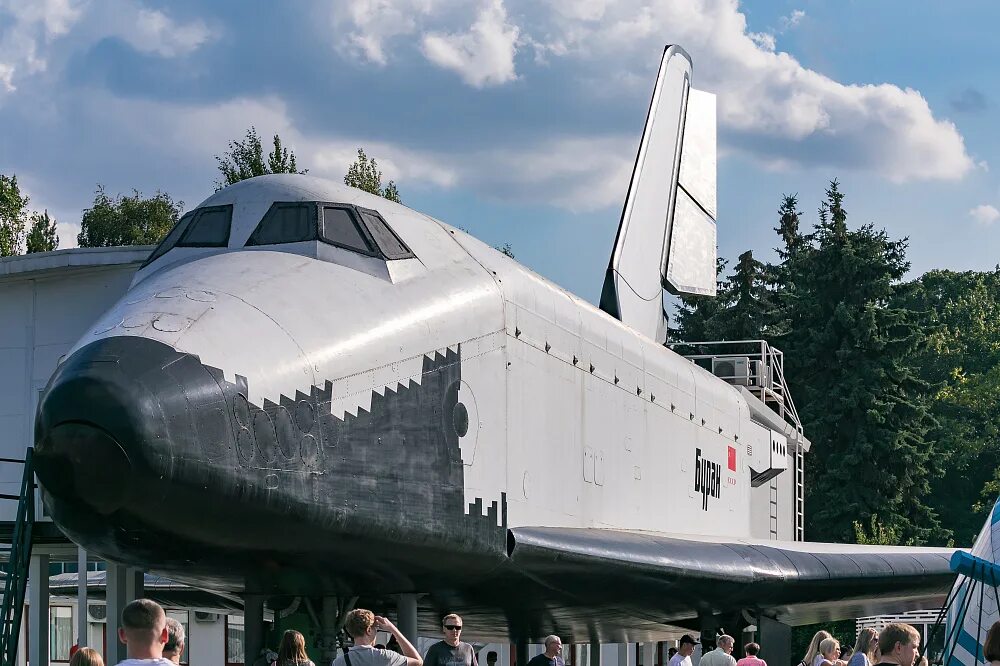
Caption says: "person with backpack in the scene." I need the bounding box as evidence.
[332,610,422,666]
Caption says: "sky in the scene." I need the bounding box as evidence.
[0,0,997,305]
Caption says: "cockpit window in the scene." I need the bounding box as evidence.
[245,201,415,261]
[177,205,232,247]
[246,203,316,246]
[357,207,413,260]
[141,211,195,268]
[320,206,376,255]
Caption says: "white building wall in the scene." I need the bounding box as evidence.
[0,250,146,521]
[189,613,226,665]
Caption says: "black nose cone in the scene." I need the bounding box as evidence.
[39,423,131,514]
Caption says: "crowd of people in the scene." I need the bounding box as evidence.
[62,599,1000,666]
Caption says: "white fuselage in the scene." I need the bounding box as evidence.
[70,175,774,543]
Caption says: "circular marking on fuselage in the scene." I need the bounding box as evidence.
[155,287,186,299]
[295,400,314,432]
[273,406,296,458]
[253,410,278,464]
[233,394,251,428]
[152,314,189,332]
[236,427,254,463]
[186,290,216,302]
[122,313,155,329]
[300,434,319,467]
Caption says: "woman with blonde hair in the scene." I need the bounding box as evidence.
[848,628,878,666]
[800,631,833,666]
[277,629,316,666]
[816,638,841,666]
[69,647,104,666]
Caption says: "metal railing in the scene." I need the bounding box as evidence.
[0,449,34,666]
[665,339,804,437]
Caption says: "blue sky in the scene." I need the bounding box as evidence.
[0,0,997,304]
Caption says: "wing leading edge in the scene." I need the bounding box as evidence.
[507,527,957,626]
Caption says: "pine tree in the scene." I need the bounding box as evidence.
[782,181,944,544]
[25,210,58,253]
[0,174,30,257]
[671,257,728,342]
[344,148,402,203]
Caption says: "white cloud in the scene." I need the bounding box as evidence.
[523,0,975,183]
[0,1,212,99]
[969,204,1000,226]
[0,0,83,95]
[125,8,211,58]
[326,0,974,183]
[327,0,437,65]
[421,0,520,87]
[779,9,805,32]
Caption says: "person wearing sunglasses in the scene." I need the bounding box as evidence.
[424,615,478,666]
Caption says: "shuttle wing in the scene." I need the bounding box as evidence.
[505,527,956,626]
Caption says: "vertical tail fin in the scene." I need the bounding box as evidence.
[599,45,718,341]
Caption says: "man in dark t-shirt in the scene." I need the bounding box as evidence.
[526,636,564,666]
[424,614,478,666]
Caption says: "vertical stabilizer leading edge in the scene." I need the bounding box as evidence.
[599,45,718,342]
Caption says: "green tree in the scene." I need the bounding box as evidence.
[781,181,944,545]
[25,210,58,253]
[0,174,30,257]
[216,127,306,190]
[344,148,401,203]
[496,242,514,258]
[898,268,1000,544]
[671,257,729,342]
[78,187,182,247]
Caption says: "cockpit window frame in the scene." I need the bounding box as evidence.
[245,200,416,261]
[318,204,381,258]
[140,210,196,269]
[245,202,319,247]
[175,204,234,248]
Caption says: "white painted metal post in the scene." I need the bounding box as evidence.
[619,644,636,666]
[28,553,49,666]
[641,643,655,666]
[76,547,87,647]
[106,562,128,664]
[397,594,418,645]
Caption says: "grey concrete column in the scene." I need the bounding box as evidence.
[28,553,49,666]
[244,594,266,666]
[106,563,128,664]
[76,547,88,648]
[321,597,339,665]
[590,640,601,666]
[126,567,144,601]
[397,594,418,645]
[641,643,655,666]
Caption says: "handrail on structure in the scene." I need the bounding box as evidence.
[0,449,34,666]
[665,339,804,437]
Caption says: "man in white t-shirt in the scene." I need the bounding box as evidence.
[114,598,174,666]
[332,609,422,666]
[668,635,698,666]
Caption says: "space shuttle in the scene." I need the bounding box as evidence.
[33,46,957,644]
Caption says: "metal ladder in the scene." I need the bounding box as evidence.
[0,449,35,666]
